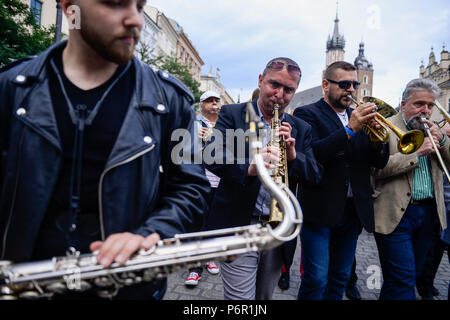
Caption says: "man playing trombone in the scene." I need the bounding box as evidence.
[372,78,450,300]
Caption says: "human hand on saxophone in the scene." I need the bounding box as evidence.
[90,232,161,267]
[247,122,295,176]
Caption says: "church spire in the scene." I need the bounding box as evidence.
[327,1,345,51]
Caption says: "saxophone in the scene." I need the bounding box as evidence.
[266,104,289,227]
[0,103,302,300]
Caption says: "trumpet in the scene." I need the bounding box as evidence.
[347,95,424,155]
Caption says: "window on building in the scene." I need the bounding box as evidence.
[30,0,43,26]
[363,75,369,84]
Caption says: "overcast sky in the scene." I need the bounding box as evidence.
[149,0,449,105]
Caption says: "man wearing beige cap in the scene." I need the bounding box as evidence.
[185,90,222,286]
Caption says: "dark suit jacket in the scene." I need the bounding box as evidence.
[293,98,389,232]
[205,100,322,230]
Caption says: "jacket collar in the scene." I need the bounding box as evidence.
[13,41,166,161]
[13,40,163,111]
[317,98,352,129]
[244,99,298,138]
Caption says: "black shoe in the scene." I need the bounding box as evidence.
[432,286,440,296]
[416,285,439,299]
[278,273,290,290]
[345,284,362,300]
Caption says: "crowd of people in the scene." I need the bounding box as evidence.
[0,0,448,301]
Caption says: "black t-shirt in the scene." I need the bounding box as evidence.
[33,48,134,259]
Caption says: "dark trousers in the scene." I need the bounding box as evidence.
[298,198,362,300]
[189,187,217,275]
[415,215,446,298]
[280,237,298,274]
[375,201,436,300]
[347,258,358,287]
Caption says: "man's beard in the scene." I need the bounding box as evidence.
[407,114,429,131]
[79,19,139,65]
[329,93,350,110]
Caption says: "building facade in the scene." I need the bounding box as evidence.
[136,11,161,62]
[354,42,374,102]
[200,67,234,105]
[145,6,177,58]
[170,20,204,83]
[420,45,450,112]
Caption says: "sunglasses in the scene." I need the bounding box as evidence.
[267,61,302,76]
[327,79,360,90]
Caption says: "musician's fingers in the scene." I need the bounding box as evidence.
[284,137,295,146]
[90,241,103,253]
[114,234,145,265]
[97,233,142,266]
[141,233,161,250]
[264,152,280,164]
[265,146,280,157]
[279,122,292,131]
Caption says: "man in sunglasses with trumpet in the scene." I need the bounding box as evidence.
[293,61,389,300]
[371,78,450,300]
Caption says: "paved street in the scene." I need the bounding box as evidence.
[163,230,449,300]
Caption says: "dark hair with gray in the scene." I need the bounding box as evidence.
[262,57,301,84]
[401,78,440,102]
[323,61,356,80]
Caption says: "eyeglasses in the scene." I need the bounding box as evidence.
[327,79,360,90]
[266,61,302,76]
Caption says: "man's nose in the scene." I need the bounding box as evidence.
[274,87,285,98]
[124,4,143,29]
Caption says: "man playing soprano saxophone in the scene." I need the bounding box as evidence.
[205,57,322,300]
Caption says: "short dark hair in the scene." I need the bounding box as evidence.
[324,61,356,80]
[262,57,301,84]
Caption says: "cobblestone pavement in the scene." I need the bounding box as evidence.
[163,230,449,300]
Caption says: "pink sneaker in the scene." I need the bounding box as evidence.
[185,272,201,286]
[205,261,220,275]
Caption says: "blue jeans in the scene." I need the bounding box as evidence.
[298,199,362,300]
[374,202,436,300]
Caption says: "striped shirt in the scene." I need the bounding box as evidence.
[401,113,434,200]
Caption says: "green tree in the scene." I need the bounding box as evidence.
[0,0,55,66]
[137,41,203,103]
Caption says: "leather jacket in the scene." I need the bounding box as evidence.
[0,41,210,262]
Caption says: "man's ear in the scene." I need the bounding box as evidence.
[322,78,329,94]
[60,0,77,17]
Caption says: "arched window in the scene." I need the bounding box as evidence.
[363,75,369,84]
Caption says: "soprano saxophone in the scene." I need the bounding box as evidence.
[0,103,302,300]
[266,104,289,227]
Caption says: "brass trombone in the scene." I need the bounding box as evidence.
[347,95,425,155]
